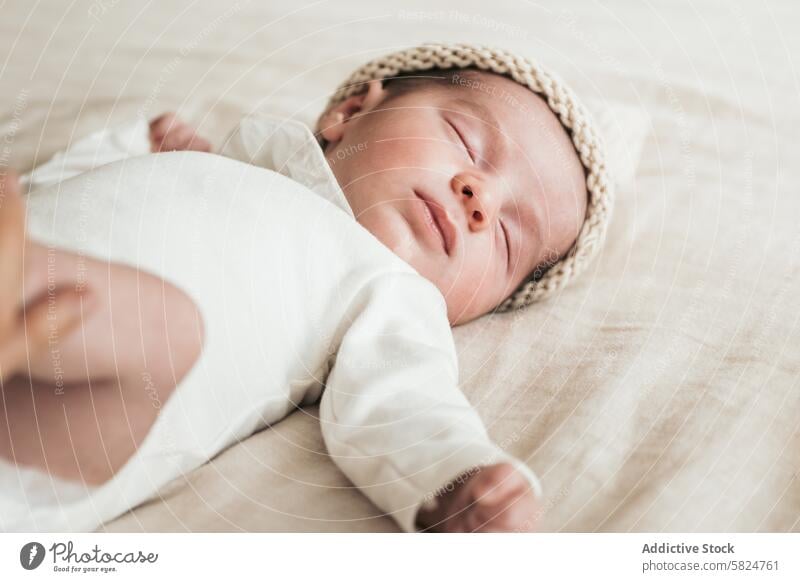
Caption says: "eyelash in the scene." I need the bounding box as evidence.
[446,119,475,163]
[500,220,511,270]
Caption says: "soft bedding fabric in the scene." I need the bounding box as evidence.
[1,0,797,532]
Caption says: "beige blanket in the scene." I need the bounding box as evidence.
[1,0,797,532]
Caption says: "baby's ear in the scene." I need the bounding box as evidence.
[320,80,386,144]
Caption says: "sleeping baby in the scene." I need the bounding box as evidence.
[0,43,611,532]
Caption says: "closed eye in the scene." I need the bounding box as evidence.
[500,220,511,271]
[446,119,475,163]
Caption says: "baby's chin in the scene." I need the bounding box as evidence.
[360,209,447,283]
[362,219,476,324]
[367,221,420,269]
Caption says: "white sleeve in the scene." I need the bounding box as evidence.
[216,114,290,165]
[217,119,251,164]
[20,117,151,191]
[319,270,543,533]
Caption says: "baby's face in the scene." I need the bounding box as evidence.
[321,72,587,325]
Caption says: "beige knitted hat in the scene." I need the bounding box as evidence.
[318,42,613,312]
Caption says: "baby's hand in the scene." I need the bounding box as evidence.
[415,462,538,532]
[0,170,89,382]
[149,113,212,153]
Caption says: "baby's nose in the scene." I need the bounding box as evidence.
[451,173,500,230]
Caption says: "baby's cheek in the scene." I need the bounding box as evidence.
[358,208,415,260]
[448,262,506,323]
[371,122,452,170]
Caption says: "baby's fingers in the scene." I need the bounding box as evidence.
[470,489,532,532]
[466,469,537,531]
[158,125,195,152]
[149,113,211,153]
[0,289,92,382]
[186,134,212,153]
[149,113,179,141]
[0,169,25,333]
[26,289,92,353]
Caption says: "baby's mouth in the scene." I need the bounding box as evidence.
[413,190,450,256]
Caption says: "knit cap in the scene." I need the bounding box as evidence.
[318,42,612,312]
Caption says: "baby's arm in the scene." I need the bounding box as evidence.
[319,271,542,532]
[0,170,204,485]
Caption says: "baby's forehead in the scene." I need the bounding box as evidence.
[445,71,565,142]
[443,74,582,180]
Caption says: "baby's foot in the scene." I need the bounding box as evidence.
[415,462,538,532]
[149,113,212,153]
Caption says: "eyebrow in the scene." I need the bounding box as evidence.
[447,97,545,264]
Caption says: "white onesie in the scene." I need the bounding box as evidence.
[0,115,541,533]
